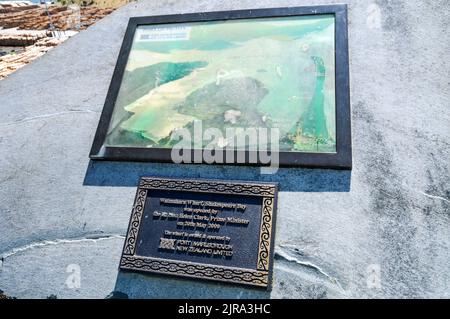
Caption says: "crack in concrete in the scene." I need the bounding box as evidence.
[379,186,449,210]
[0,109,99,128]
[420,191,450,204]
[0,234,125,264]
[275,245,346,294]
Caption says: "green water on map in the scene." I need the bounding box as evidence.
[106,15,336,153]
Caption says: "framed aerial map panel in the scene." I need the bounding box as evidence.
[90,5,351,168]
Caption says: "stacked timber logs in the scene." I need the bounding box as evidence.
[0,2,118,79]
[0,3,116,31]
[0,37,64,80]
[0,29,50,46]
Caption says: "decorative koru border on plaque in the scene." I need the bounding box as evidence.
[139,178,276,197]
[257,197,274,272]
[120,177,278,288]
[123,189,147,255]
[120,256,269,286]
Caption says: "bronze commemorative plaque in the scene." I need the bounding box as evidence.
[119,177,278,288]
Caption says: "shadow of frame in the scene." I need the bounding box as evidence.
[83,160,351,192]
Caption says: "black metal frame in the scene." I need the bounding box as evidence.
[89,5,351,169]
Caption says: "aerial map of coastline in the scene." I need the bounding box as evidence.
[106,15,336,153]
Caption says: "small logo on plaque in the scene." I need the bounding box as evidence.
[119,177,278,288]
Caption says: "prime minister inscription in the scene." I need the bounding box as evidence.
[119,177,278,288]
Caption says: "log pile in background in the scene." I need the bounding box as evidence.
[0,3,116,31]
[0,29,50,46]
[0,37,61,80]
[0,2,117,79]
[0,30,75,80]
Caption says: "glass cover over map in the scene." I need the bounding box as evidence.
[106,15,336,153]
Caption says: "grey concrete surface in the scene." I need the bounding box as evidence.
[0,0,449,299]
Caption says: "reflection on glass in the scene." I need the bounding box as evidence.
[106,15,336,153]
